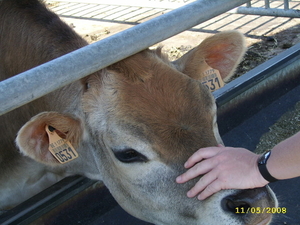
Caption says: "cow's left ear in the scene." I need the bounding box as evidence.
[174,30,246,82]
[16,112,82,165]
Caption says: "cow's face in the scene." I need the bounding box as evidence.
[17,31,277,225]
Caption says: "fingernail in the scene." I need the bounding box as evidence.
[197,195,204,200]
[184,162,188,168]
[176,176,182,182]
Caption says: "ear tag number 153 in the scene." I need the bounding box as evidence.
[45,125,79,164]
[200,62,224,92]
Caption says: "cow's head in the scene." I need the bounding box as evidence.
[16,31,277,225]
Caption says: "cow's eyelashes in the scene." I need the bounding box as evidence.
[85,82,91,91]
[113,148,148,163]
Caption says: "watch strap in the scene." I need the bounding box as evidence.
[258,151,278,183]
[258,161,278,182]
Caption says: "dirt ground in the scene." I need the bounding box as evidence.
[47,1,300,154]
[233,23,300,79]
[256,101,300,154]
[46,0,300,80]
[55,13,300,81]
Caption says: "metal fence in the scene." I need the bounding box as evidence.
[0,0,300,116]
[233,0,300,17]
[0,0,249,116]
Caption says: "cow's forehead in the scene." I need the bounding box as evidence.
[110,58,218,163]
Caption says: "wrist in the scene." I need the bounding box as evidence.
[253,154,269,186]
[257,151,278,183]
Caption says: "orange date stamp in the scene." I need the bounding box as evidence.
[235,207,287,214]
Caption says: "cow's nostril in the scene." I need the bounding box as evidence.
[221,197,251,215]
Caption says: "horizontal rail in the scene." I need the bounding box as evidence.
[214,42,300,105]
[50,0,189,9]
[233,6,300,18]
[0,0,248,116]
[232,0,300,18]
[0,176,96,225]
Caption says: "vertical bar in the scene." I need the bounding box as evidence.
[284,0,289,10]
[264,0,270,9]
[246,1,251,8]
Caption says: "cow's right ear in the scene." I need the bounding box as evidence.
[16,112,82,165]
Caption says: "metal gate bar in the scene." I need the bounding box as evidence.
[0,0,248,116]
[234,0,300,18]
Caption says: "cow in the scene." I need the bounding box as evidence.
[0,0,277,224]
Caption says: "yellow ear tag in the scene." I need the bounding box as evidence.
[45,125,79,164]
[200,62,224,92]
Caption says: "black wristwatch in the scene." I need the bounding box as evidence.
[257,151,278,183]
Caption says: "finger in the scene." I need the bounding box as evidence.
[187,169,218,198]
[184,146,224,168]
[197,179,223,200]
[177,157,216,183]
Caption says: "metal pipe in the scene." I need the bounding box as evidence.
[232,7,300,18]
[214,42,300,107]
[265,0,270,9]
[215,43,300,134]
[0,0,248,116]
[50,0,186,9]
[284,0,289,10]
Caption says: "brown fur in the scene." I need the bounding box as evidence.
[110,50,217,162]
[0,0,94,209]
[0,0,87,77]
[0,1,276,224]
[0,0,88,162]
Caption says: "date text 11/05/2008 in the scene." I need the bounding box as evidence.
[235,207,287,214]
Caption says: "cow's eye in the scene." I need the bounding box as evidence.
[113,148,148,163]
[85,82,91,91]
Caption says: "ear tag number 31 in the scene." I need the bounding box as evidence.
[200,62,224,92]
[45,125,79,164]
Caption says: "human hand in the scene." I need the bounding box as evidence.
[176,145,268,200]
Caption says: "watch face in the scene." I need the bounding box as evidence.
[259,151,271,165]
